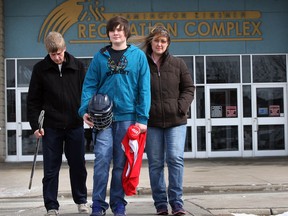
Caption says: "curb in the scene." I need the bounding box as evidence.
[210,208,288,216]
[2,183,288,199]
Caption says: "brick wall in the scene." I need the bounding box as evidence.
[0,0,5,162]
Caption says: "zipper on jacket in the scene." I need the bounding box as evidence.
[151,56,161,77]
[155,63,160,77]
[58,64,63,77]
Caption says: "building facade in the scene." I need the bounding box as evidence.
[1,0,288,162]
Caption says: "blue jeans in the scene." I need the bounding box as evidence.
[91,121,133,212]
[42,127,87,211]
[145,125,186,209]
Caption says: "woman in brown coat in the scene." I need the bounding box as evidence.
[142,26,195,216]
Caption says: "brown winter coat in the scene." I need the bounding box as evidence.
[147,54,195,128]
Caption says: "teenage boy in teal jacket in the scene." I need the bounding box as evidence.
[78,16,150,216]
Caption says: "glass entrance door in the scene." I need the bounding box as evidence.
[206,85,242,157]
[6,88,42,161]
[252,85,287,156]
[7,89,95,162]
[18,89,43,161]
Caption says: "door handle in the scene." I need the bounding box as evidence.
[18,122,22,137]
[207,118,211,133]
[254,117,258,132]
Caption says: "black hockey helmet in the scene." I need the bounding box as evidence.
[88,93,113,130]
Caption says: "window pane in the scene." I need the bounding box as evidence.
[85,128,93,153]
[7,130,16,155]
[17,59,40,87]
[244,125,252,150]
[211,126,238,151]
[79,57,92,71]
[181,56,194,81]
[184,126,192,152]
[210,89,237,118]
[242,55,251,83]
[258,125,284,150]
[21,92,28,122]
[253,55,286,83]
[6,60,15,87]
[196,56,204,84]
[7,90,16,122]
[197,126,206,151]
[22,130,43,155]
[206,56,240,83]
[257,88,283,117]
[196,86,205,118]
[243,85,251,117]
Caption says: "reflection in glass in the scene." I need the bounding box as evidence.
[196,56,204,84]
[257,88,283,117]
[8,130,16,155]
[258,125,284,150]
[197,126,206,151]
[196,86,205,118]
[244,125,252,150]
[206,56,240,83]
[22,130,43,155]
[253,55,286,83]
[17,59,40,87]
[211,126,238,151]
[6,59,15,87]
[7,90,16,122]
[243,85,252,117]
[184,126,192,152]
[210,89,237,118]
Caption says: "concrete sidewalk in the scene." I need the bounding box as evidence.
[0,157,288,215]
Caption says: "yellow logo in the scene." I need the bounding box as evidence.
[38,0,262,43]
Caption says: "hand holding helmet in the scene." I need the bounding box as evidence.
[83,113,94,128]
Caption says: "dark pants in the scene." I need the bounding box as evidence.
[42,127,87,211]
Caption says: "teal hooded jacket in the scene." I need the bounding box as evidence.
[79,44,151,125]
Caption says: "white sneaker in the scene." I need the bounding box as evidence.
[78,203,90,214]
[45,209,59,216]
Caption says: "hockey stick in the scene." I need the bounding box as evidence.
[28,110,45,190]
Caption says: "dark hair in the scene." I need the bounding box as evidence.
[106,16,131,39]
[143,25,170,57]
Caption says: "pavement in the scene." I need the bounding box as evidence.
[0,156,288,216]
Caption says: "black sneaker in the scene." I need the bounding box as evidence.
[90,205,106,216]
[171,203,186,215]
[113,203,126,216]
[156,204,168,215]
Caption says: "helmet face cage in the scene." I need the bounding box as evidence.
[88,94,113,130]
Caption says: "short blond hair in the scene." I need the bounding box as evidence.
[44,31,66,53]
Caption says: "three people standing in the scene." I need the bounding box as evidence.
[27,19,194,216]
